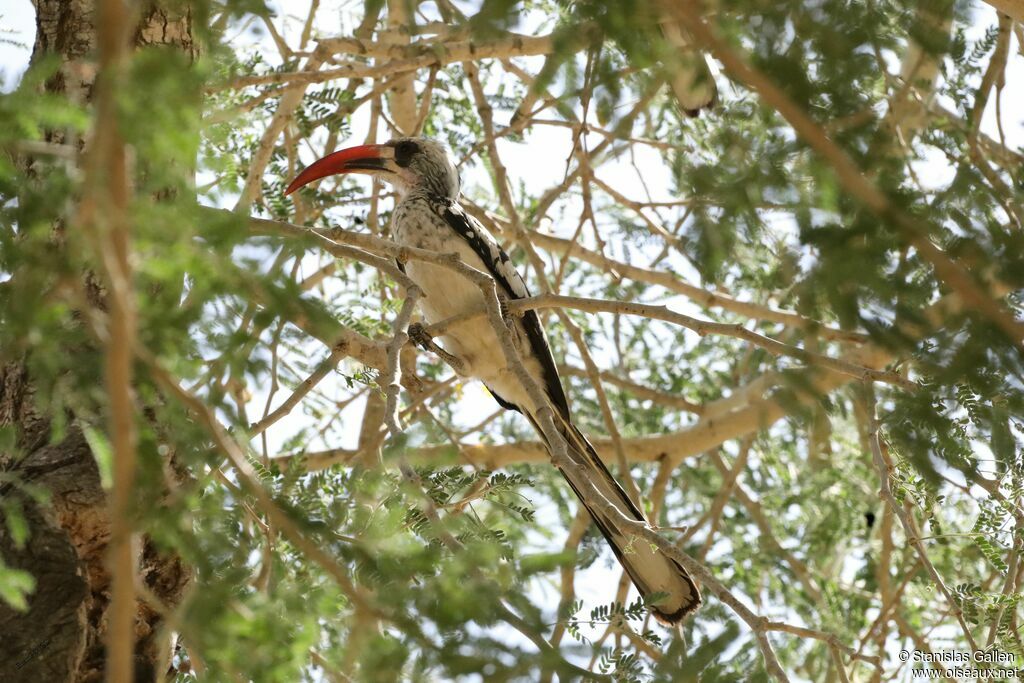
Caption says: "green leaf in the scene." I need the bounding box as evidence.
[2,500,29,549]
[0,563,36,612]
[81,426,113,490]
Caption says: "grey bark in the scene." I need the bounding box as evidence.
[0,3,195,681]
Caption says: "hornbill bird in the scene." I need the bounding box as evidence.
[285,137,701,623]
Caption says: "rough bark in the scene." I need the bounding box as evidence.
[0,3,195,682]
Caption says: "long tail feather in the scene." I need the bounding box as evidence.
[529,411,701,623]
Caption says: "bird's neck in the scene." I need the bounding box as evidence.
[401,183,458,205]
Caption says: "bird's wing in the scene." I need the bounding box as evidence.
[438,200,571,420]
[436,203,702,622]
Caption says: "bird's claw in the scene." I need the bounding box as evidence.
[497,295,516,336]
[408,322,465,373]
[407,322,432,351]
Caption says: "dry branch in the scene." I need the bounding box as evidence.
[464,203,869,344]
[424,293,911,388]
[293,345,889,469]
[984,0,1024,22]
[220,31,570,90]
[87,1,138,679]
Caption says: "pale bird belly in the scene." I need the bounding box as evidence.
[405,260,543,411]
[395,208,547,410]
[405,261,502,374]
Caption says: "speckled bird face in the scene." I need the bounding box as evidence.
[384,137,461,199]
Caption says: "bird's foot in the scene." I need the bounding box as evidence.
[496,294,516,336]
[408,323,465,373]
[407,322,435,351]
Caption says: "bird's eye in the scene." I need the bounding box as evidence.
[394,140,419,167]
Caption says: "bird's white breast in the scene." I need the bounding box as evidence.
[393,201,541,410]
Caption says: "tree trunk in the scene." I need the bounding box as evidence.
[0,3,195,681]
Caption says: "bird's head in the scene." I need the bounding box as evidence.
[285,137,460,200]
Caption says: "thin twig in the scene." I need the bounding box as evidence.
[146,356,374,616]
[424,293,913,389]
[382,287,421,436]
[864,388,979,651]
[249,339,352,436]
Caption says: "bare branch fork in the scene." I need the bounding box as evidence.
[461,202,869,345]
[248,340,353,436]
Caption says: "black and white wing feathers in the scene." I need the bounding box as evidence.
[437,200,570,421]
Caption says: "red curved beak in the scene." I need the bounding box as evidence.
[284,144,387,196]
